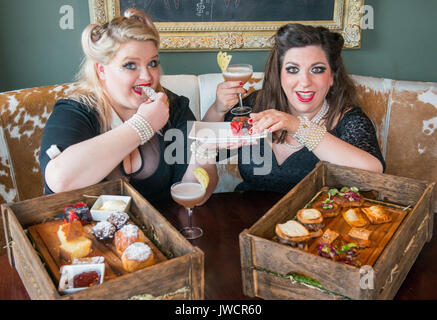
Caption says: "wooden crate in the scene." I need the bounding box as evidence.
[239,162,435,300]
[1,179,204,300]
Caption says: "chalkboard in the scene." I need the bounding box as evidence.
[119,0,336,23]
[89,0,364,50]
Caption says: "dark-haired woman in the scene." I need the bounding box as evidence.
[203,24,385,193]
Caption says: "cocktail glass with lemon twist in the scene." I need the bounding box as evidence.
[223,64,253,116]
[217,52,253,117]
[170,168,209,240]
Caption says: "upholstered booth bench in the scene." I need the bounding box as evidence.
[1,73,436,255]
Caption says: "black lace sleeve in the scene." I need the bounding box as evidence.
[335,108,386,171]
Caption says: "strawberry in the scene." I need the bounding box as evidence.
[231,121,243,131]
[231,121,243,136]
[64,209,80,223]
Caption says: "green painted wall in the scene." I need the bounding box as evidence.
[1,0,436,93]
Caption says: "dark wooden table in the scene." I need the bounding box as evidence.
[1,191,436,300]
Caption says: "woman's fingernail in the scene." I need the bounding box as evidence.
[248,119,253,124]
[239,82,244,85]
[249,129,253,135]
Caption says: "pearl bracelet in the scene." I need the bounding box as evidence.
[190,141,218,160]
[125,114,155,145]
[293,116,327,151]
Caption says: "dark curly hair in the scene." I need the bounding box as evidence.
[254,23,360,143]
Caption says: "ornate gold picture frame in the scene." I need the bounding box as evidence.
[88,0,365,51]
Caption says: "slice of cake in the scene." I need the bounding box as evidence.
[58,221,92,262]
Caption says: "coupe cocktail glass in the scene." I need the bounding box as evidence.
[222,63,253,116]
[170,181,206,239]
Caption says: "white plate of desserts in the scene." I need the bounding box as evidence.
[90,195,132,221]
[188,121,267,143]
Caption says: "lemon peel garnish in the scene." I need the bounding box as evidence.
[193,167,209,190]
[217,51,232,72]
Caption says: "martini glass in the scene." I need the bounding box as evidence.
[170,181,206,239]
[222,64,253,116]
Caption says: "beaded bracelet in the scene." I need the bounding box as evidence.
[125,114,155,145]
[190,141,218,160]
[293,116,327,151]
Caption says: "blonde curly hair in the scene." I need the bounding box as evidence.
[70,8,161,132]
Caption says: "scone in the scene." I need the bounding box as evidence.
[121,242,154,272]
[114,224,146,255]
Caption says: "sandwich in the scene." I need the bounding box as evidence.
[343,228,372,248]
[311,198,340,218]
[342,208,368,228]
[296,208,324,234]
[275,220,310,250]
[332,187,364,207]
[361,205,392,224]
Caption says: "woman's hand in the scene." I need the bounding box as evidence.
[137,92,169,131]
[249,109,300,134]
[213,81,247,114]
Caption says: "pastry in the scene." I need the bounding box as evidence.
[92,221,116,240]
[320,229,339,244]
[343,228,372,248]
[107,211,129,230]
[114,224,146,254]
[342,208,368,227]
[362,205,392,224]
[121,242,154,272]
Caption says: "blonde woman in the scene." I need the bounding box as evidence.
[39,9,217,205]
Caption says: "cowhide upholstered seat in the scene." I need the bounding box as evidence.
[1,74,436,256]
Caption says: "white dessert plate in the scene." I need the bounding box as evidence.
[188,121,267,143]
[90,195,132,221]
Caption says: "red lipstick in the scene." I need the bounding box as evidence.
[133,83,152,95]
[296,91,315,103]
